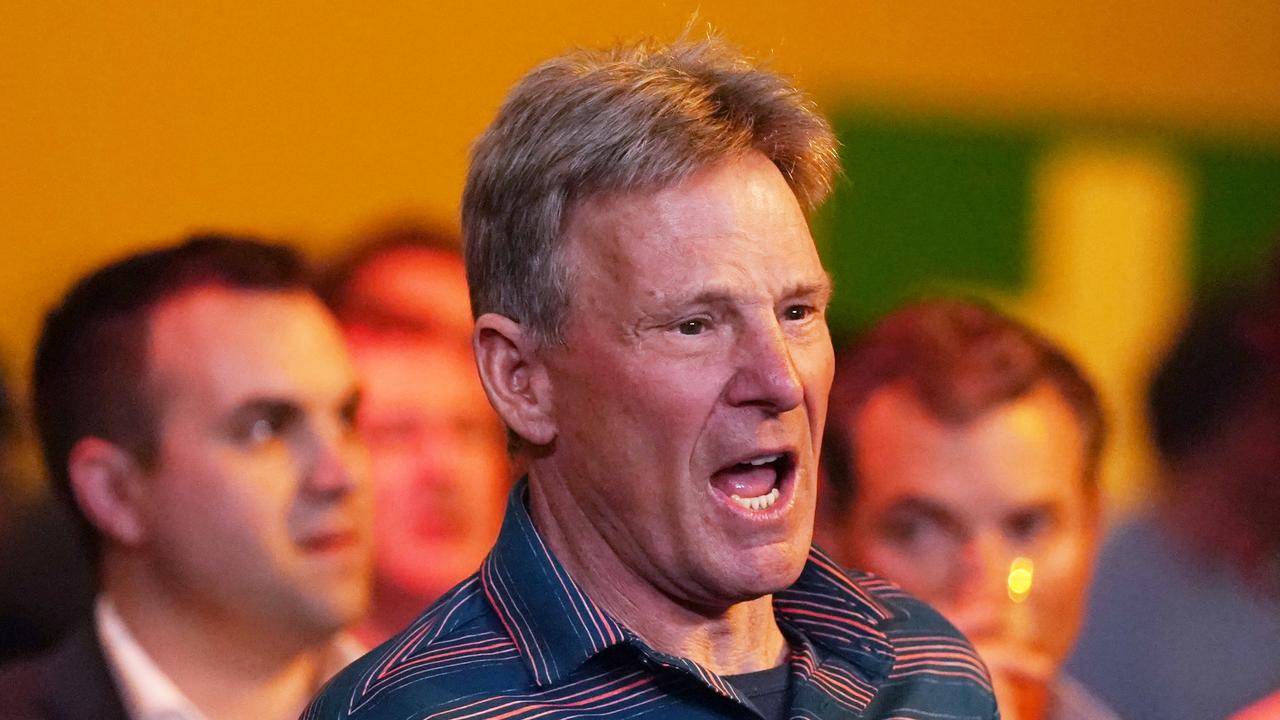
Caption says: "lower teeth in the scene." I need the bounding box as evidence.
[729,487,781,511]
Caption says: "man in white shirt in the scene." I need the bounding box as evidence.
[0,235,371,720]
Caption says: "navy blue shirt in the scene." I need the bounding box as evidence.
[305,482,998,719]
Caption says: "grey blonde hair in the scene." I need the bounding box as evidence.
[461,36,839,344]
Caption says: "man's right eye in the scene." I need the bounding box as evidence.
[676,319,707,336]
[882,516,926,545]
[236,405,299,446]
[245,416,284,445]
[880,512,958,555]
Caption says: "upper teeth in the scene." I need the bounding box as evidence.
[730,487,781,512]
[745,454,782,466]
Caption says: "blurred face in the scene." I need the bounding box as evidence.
[539,151,835,609]
[842,381,1099,712]
[344,249,508,603]
[141,287,371,644]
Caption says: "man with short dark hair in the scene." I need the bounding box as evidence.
[0,235,372,720]
[818,299,1116,720]
[308,38,996,719]
[322,223,509,646]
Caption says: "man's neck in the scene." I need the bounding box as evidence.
[1008,678,1050,720]
[355,578,440,647]
[103,563,336,720]
[526,475,789,676]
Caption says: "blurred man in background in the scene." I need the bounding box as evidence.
[321,223,508,646]
[819,299,1116,720]
[1067,263,1280,720]
[0,236,371,720]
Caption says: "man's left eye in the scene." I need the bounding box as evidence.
[783,305,812,321]
[1006,510,1053,542]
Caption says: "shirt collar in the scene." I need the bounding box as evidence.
[96,595,365,720]
[96,595,207,720]
[773,547,897,682]
[480,480,630,687]
[482,479,896,688]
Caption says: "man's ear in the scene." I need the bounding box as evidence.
[67,437,149,547]
[474,313,557,447]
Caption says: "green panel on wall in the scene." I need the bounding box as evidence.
[817,109,1280,341]
[1189,142,1280,292]
[815,112,1044,340]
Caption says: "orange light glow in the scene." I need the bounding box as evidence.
[1007,556,1034,602]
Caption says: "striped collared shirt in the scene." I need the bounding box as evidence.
[305,482,998,719]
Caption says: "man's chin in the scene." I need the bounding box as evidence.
[392,577,461,604]
[709,544,809,603]
[380,553,474,594]
[303,578,373,630]
[379,544,486,593]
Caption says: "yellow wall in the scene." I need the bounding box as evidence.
[3,0,1279,387]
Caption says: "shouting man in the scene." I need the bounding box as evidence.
[308,39,996,719]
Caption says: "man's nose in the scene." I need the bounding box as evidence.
[944,532,1016,636]
[302,420,366,498]
[724,318,805,412]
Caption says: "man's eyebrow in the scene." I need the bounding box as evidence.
[882,496,959,525]
[221,397,304,434]
[227,397,303,418]
[1003,500,1063,520]
[666,276,835,308]
[679,288,735,307]
[783,276,834,304]
[344,301,450,338]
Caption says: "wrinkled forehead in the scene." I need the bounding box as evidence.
[560,154,824,294]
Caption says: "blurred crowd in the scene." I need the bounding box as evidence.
[0,224,1277,718]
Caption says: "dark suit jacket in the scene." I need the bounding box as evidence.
[0,623,129,720]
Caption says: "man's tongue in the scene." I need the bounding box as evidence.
[710,464,777,498]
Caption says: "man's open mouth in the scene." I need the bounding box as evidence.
[710,451,796,512]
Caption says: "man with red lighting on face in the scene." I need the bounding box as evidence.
[322,224,509,646]
[307,37,997,719]
[0,236,371,720]
[817,299,1117,720]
